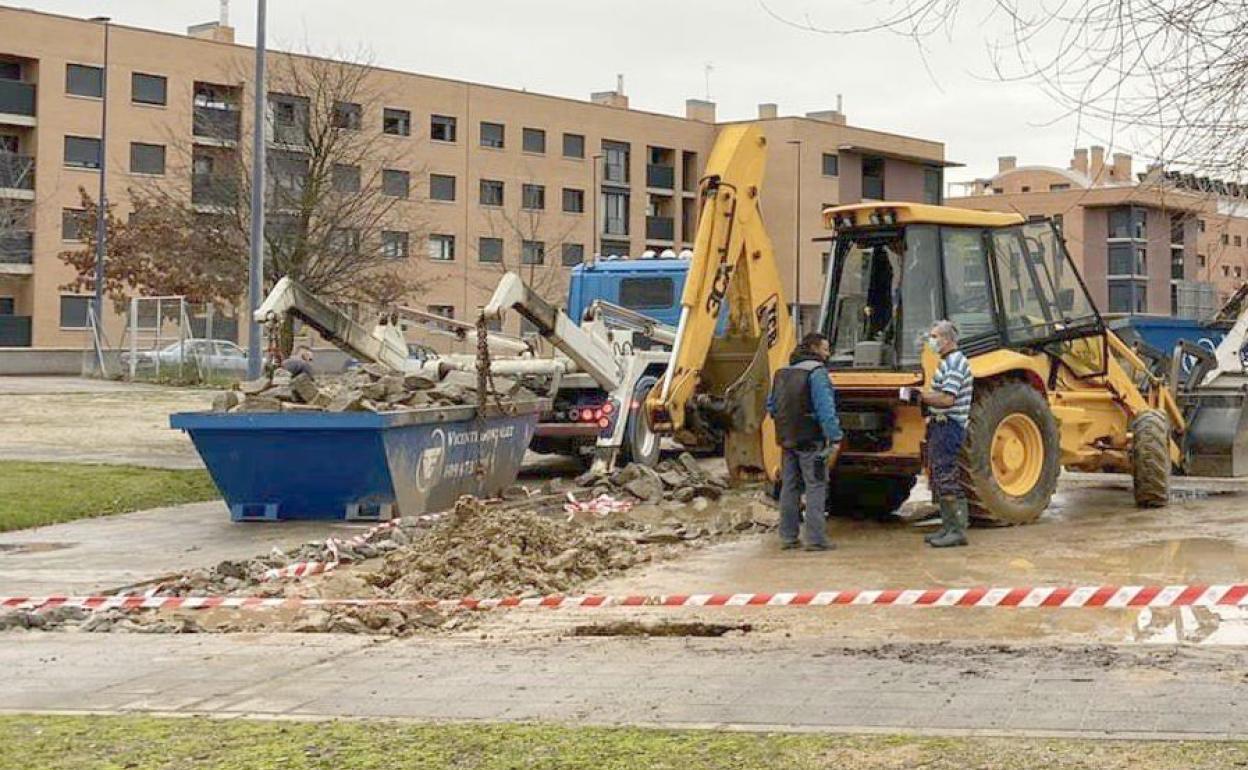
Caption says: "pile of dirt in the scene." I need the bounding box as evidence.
[574,453,730,505]
[366,496,643,599]
[214,363,535,414]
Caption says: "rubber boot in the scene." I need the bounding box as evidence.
[928,498,968,548]
[923,497,954,544]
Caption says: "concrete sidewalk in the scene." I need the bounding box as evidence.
[4,632,1246,738]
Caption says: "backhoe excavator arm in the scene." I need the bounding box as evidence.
[644,124,797,481]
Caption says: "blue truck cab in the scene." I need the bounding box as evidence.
[566,256,690,327]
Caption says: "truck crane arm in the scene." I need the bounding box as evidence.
[643,124,797,481]
[254,276,413,373]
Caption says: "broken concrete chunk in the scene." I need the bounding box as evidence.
[327,389,365,412]
[676,452,704,479]
[290,372,320,404]
[212,390,240,412]
[271,368,293,386]
[239,378,270,396]
[234,395,282,413]
[403,373,437,390]
[266,385,295,402]
[362,363,390,379]
[380,375,406,397]
[361,382,388,401]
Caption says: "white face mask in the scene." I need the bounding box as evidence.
[926,336,941,354]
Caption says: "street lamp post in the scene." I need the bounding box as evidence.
[591,153,603,259]
[787,139,802,334]
[90,16,110,330]
[247,0,268,379]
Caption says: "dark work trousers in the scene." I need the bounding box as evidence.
[778,446,829,547]
[927,418,966,499]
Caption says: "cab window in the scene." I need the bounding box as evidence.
[618,277,674,309]
[940,227,995,340]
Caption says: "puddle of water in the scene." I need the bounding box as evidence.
[1133,606,1248,645]
[0,542,73,555]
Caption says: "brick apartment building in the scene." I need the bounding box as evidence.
[0,5,952,351]
[950,147,1248,317]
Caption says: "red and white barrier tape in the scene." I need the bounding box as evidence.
[5,584,1248,614]
[262,512,445,582]
[563,493,635,517]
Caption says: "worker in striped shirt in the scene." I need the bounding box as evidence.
[913,319,973,548]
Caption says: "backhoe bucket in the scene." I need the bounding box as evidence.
[1182,386,1248,477]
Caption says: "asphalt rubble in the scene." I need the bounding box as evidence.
[3,454,777,637]
[212,362,536,414]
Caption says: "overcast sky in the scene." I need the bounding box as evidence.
[12,0,1113,187]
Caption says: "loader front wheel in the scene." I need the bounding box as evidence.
[962,379,1060,525]
[827,473,917,521]
[1131,409,1170,508]
[621,375,662,467]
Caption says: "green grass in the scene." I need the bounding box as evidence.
[0,715,1244,770]
[0,461,218,532]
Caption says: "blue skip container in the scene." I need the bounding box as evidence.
[171,400,546,521]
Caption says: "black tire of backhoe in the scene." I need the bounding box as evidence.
[1131,409,1170,508]
[826,474,917,521]
[959,379,1060,525]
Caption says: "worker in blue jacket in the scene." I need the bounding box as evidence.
[767,332,844,551]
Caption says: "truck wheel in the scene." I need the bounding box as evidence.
[1131,409,1170,508]
[621,375,661,467]
[961,379,1060,525]
[827,474,917,520]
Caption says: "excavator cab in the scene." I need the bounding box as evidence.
[819,203,1186,524]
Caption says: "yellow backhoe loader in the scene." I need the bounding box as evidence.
[646,126,1248,524]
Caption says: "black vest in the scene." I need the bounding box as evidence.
[773,359,825,449]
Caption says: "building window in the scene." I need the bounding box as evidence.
[64,136,102,169]
[1238,266,1244,278]
[992,187,1004,194]
[522,183,545,211]
[332,163,361,193]
[522,127,546,154]
[1223,233,1230,245]
[478,237,503,263]
[479,179,504,207]
[480,121,505,149]
[1108,243,1147,276]
[130,72,167,106]
[0,62,19,80]
[428,304,455,319]
[1199,219,1206,232]
[862,156,885,200]
[1109,207,1146,239]
[0,297,12,315]
[1021,186,1031,193]
[332,101,362,130]
[431,114,457,142]
[61,208,86,241]
[562,187,585,213]
[428,234,455,261]
[429,173,456,201]
[381,230,409,259]
[329,228,360,255]
[129,142,165,175]
[561,243,584,266]
[59,295,92,328]
[821,153,839,177]
[1050,183,1071,191]
[65,64,103,98]
[604,191,629,235]
[923,166,943,205]
[1199,254,1207,268]
[1053,213,1064,234]
[521,240,545,265]
[381,169,410,198]
[1107,280,1148,313]
[563,133,585,159]
[603,140,630,184]
[1224,265,1231,277]
[1237,235,1243,248]
[620,276,675,309]
[383,108,410,136]
[601,239,630,256]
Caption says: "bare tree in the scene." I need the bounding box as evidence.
[760,1,1248,179]
[473,204,580,305]
[60,48,429,353]
[0,148,35,268]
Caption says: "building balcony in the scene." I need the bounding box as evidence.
[193,105,241,145]
[0,231,33,274]
[0,80,36,125]
[0,314,32,346]
[191,173,239,210]
[645,215,674,241]
[646,164,675,190]
[0,153,34,198]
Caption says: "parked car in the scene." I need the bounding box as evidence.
[121,339,248,374]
